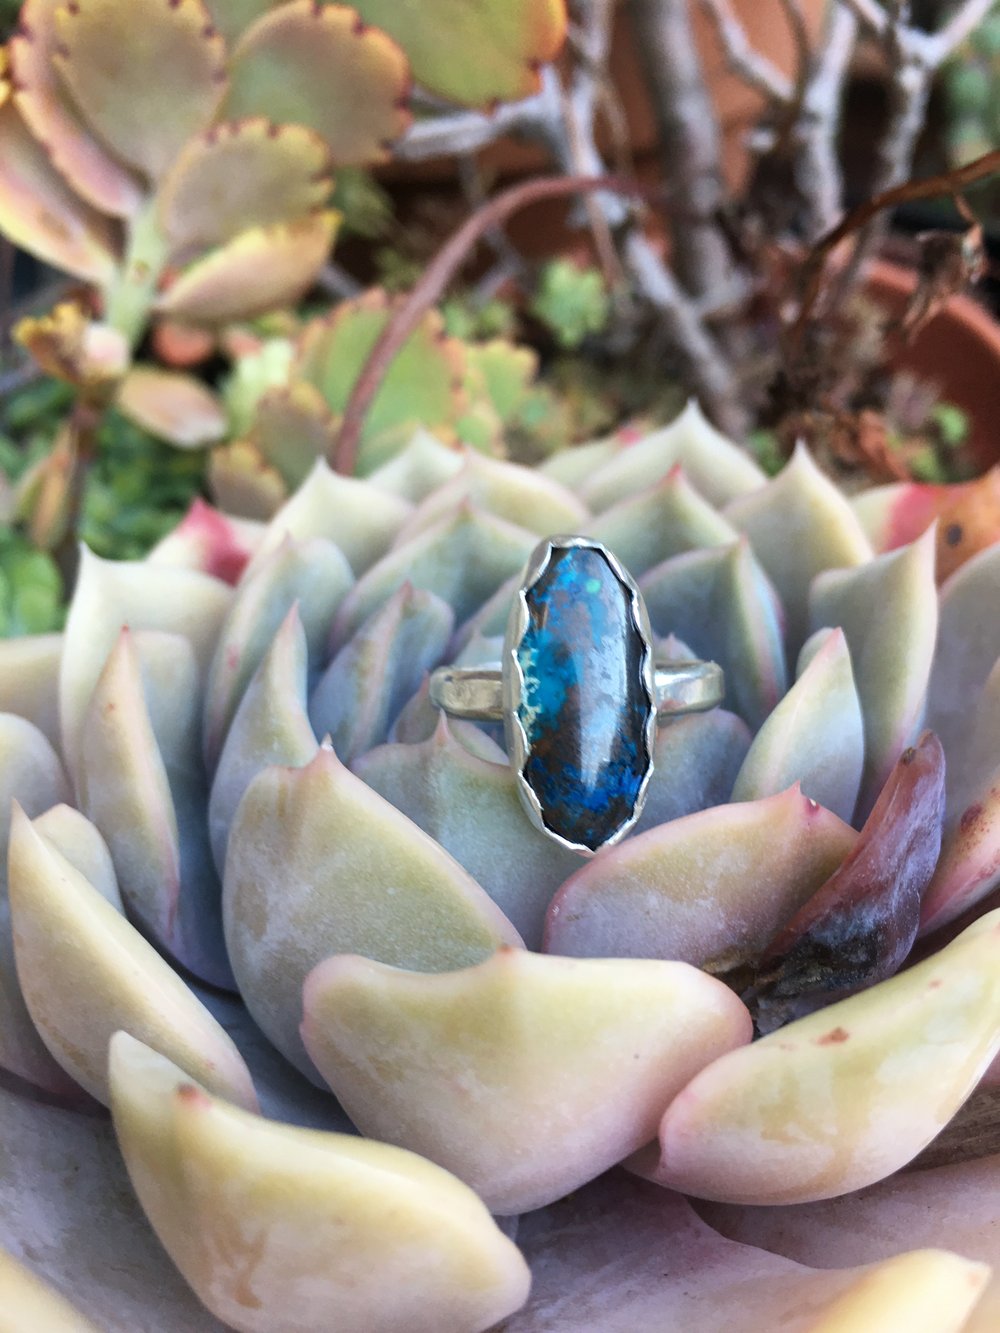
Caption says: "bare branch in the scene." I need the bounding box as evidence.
[837,0,889,36]
[699,0,795,103]
[926,0,997,64]
[795,4,859,238]
[393,92,550,161]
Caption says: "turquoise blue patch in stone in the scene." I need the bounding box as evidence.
[514,544,653,851]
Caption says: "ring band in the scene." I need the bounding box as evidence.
[429,535,725,856]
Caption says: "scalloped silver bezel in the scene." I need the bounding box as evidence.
[502,535,657,857]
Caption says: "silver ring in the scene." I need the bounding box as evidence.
[429,535,724,856]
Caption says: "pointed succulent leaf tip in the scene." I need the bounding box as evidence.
[202,534,353,768]
[810,524,938,821]
[921,776,1000,937]
[750,732,946,1032]
[587,464,738,577]
[726,443,873,656]
[252,457,412,576]
[157,210,340,324]
[116,366,227,448]
[225,0,411,165]
[223,744,521,1079]
[9,0,143,217]
[0,713,68,860]
[32,804,121,909]
[310,582,452,763]
[508,1175,989,1333]
[331,505,537,647]
[539,434,619,489]
[927,542,1000,798]
[301,949,751,1214]
[147,497,260,584]
[295,292,468,470]
[0,902,82,1099]
[366,428,466,502]
[545,785,856,974]
[353,716,580,947]
[60,545,231,777]
[109,1035,530,1333]
[0,1248,103,1332]
[250,381,338,489]
[633,906,1000,1207]
[353,0,565,106]
[731,626,864,823]
[640,540,787,730]
[208,438,288,519]
[579,401,766,513]
[0,98,118,282]
[158,118,333,258]
[0,632,61,749]
[393,452,589,546]
[633,708,751,834]
[387,675,503,759]
[54,0,226,181]
[450,570,521,653]
[210,604,316,874]
[7,804,257,1110]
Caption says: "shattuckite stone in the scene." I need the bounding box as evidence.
[514,544,653,851]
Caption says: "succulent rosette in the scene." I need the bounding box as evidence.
[1,402,999,1329]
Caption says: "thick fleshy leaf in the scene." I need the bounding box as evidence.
[726,444,872,655]
[640,541,787,730]
[207,438,287,519]
[331,506,536,648]
[632,908,1000,1205]
[158,118,333,257]
[0,632,61,749]
[587,465,738,577]
[252,458,412,576]
[117,365,227,448]
[365,428,465,502]
[31,803,121,908]
[223,744,521,1078]
[539,436,619,489]
[545,786,855,975]
[15,301,127,391]
[0,713,68,860]
[310,582,452,762]
[750,732,945,1032]
[157,211,340,323]
[10,0,142,216]
[7,804,256,1109]
[302,948,751,1214]
[60,546,231,777]
[250,381,338,489]
[0,1080,224,1331]
[509,1174,989,1333]
[921,770,1000,936]
[579,402,766,513]
[731,627,864,823]
[0,1250,102,1332]
[927,543,1000,796]
[810,526,938,820]
[632,708,751,834]
[110,1035,531,1333]
[148,497,260,584]
[393,452,588,546]
[225,0,411,165]
[54,0,226,180]
[296,293,467,468]
[202,535,352,768]
[353,0,564,106]
[203,0,281,46]
[0,99,117,282]
[209,605,316,874]
[353,717,581,948]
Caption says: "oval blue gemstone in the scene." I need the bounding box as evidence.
[514,543,653,852]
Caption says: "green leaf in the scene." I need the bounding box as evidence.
[530,260,610,350]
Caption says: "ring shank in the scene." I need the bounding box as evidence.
[429,660,724,723]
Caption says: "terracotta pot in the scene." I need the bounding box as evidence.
[866,259,1000,472]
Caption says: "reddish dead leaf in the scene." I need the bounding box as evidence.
[748,731,945,1033]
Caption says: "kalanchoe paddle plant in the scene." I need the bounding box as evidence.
[0,404,999,1328]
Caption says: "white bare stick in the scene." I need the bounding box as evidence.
[699,0,795,103]
[796,3,860,239]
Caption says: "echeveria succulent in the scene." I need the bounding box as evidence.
[1,402,1000,1329]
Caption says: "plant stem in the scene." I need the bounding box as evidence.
[103,199,169,351]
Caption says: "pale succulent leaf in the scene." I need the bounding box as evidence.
[539,436,619,489]
[54,0,227,180]
[387,676,504,758]
[0,633,61,750]
[0,899,81,1096]
[10,0,142,216]
[158,118,333,257]
[0,713,68,861]
[302,949,751,1214]
[32,803,121,908]
[545,786,855,974]
[310,583,452,763]
[207,439,287,519]
[633,908,1000,1205]
[731,627,864,823]
[810,526,938,820]
[157,211,339,324]
[147,498,261,584]
[726,444,873,655]
[117,366,227,448]
[633,709,751,835]
[0,1249,103,1332]
[353,717,581,948]
[250,382,337,489]
[223,745,522,1078]
[921,773,1000,936]
[366,428,466,502]
[225,0,411,164]
[109,1035,530,1333]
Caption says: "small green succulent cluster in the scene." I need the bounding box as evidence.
[0,405,998,1328]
